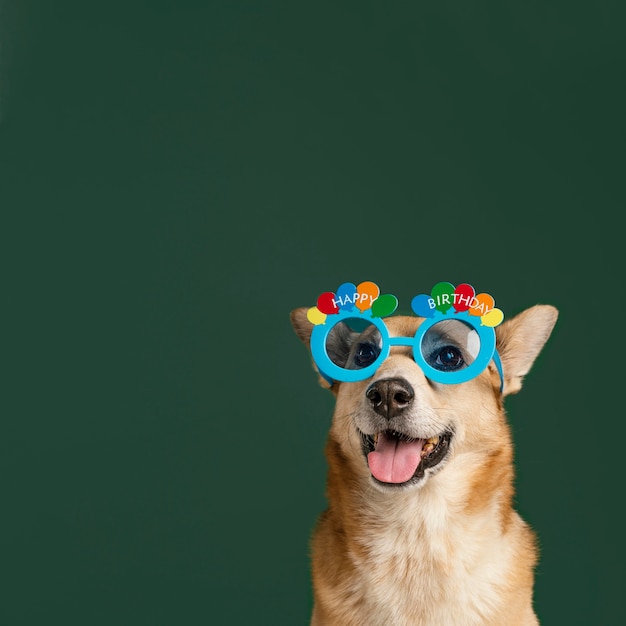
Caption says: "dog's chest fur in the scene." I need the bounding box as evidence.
[348,501,513,624]
[312,449,537,626]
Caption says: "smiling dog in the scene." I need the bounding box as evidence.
[291,282,557,626]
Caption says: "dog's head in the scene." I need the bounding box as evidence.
[291,288,558,493]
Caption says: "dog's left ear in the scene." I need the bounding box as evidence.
[495,304,558,396]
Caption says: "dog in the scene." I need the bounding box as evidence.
[291,286,557,626]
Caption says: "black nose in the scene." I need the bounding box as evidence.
[365,378,414,420]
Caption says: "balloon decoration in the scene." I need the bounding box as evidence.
[430,281,455,314]
[355,281,380,312]
[481,308,504,327]
[335,282,357,311]
[468,293,495,317]
[305,281,396,325]
[411,282,504,327]
[306,281,504,328]
[306,307,327,325]
[410,294,436,318]
[453,283,475,313]
[316,291,339,315]
[371,293,398,319]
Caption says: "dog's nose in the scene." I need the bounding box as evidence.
[366,378,414,420]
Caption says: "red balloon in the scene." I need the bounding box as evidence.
[317,292,339,315]
[453,283,475,312]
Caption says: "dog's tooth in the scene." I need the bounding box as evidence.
[373,433,379,445]
[421,442,435,457]
[426,436,439,445]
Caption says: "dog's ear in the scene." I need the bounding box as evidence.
[290,307,314,346]
[290,307,332,389]
[290,308,358,391]
[495,304,558,396]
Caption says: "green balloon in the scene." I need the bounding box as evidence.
[371,293,398,318]
[430,281,455,313]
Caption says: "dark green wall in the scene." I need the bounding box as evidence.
[1,2,623,624]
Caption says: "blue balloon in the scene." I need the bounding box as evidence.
[335,282,357,311]
[411,294,436,318]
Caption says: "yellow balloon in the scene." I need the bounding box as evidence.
[481,308,504,327]
[307,306,327,326]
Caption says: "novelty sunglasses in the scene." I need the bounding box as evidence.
[306,281,505,388]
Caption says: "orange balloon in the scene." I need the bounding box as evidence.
[355,281,380,312]
[469,293,495,317]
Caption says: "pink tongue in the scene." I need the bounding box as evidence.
[368,433,425,484]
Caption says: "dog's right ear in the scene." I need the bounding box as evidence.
[290,308,330,389]
[290,308,340,391]
[290,307,314,346]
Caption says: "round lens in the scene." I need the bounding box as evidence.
[420,319,480,373]
[325,319,383,370]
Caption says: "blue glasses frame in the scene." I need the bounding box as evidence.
[311,309,503,388]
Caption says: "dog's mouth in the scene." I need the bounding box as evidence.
[360,429,453,486]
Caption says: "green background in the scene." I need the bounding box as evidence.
[1,1,623,624]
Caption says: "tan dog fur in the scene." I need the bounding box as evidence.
[291,304,558,625]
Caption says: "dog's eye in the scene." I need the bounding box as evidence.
[353,342,380,368]
[430,346,464,371]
